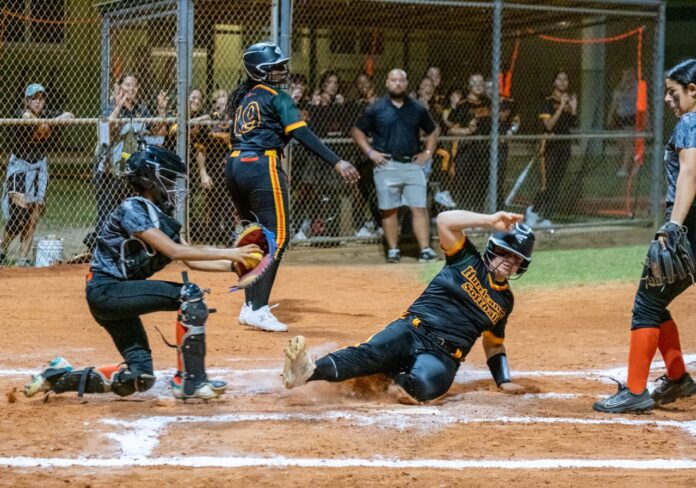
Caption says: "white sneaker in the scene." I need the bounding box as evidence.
[282,335,316,389]
[418,247,440,263]
[536,218,553,229]
[292,229,308,241]
[239,303,288,332]
[171,379,226,400]
[434,190,457,209]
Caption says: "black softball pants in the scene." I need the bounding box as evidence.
[309,318,460,402]
[631,205,696,329]
[86,274,182,375]
[225,149,290,309]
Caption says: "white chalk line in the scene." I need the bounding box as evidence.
[2,455,696,470]
[97,410,696,458]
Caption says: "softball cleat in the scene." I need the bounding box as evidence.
[593,379,655,413]
[282,335,315,389]
[651,373,696,406]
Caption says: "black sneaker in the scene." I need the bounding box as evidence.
[651,373,696,406]
[593,379,655,413]
[386,248,401,263]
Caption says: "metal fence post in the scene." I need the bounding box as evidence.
[488,0,503,213]
[280,0,292,57]
[650,2,666,227]
[176,0,192,229]
[100,14,111,115]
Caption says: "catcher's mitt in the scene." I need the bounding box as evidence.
[645,222,696,288]
[229,223,277,291]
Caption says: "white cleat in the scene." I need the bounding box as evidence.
[239,303,288,332]
[282,336,316,389]
[171,379,227,400]
[24,357,73,398]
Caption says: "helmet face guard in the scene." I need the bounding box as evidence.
[483,223,535,278]
[243,42,290,86]
[124,146,187,215]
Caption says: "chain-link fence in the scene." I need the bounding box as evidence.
[0,0,665,266]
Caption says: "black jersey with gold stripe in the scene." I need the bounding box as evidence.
[232,83,306,153]
[407,237,513,356]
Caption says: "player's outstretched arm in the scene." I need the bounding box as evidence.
[436,210,523,251]
[136,227,260,270]
[482,332,525,395]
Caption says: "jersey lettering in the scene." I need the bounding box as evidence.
[460,266,506,324]
[235,101,262,136]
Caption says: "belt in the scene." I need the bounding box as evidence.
[405,314,463,359]
[391,156,414,163]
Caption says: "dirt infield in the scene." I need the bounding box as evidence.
[2,262,696,487]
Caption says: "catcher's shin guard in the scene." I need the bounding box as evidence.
[172,280,219,398]
[24,359,155,398]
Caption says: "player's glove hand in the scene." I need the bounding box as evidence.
[645,222,696,287]
[229,223,277,291]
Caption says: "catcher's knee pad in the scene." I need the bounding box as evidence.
[176,282,209,396]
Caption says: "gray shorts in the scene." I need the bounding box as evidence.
[373,160,427,210]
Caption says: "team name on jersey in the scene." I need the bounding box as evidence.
[461,266,506,324]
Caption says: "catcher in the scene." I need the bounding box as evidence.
[594,59,696,413]
[24,145,262,401]
[283,210,535,404]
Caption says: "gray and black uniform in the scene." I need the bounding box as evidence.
[308,237,513,401]
[632,112,696,328]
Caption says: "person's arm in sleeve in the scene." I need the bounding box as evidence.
[482,318,525,394]
[275,92,359,183]
[351,103,390,167]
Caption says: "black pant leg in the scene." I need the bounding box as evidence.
[310,319,414,382]
[394,352,459,401]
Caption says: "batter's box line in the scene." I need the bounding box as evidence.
[2,455,696,471]
[97,411,696,458]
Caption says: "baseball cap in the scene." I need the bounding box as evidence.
[25,83,46,98]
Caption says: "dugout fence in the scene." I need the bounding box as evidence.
[0,0,665,265]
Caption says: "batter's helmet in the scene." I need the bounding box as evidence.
[124,145,186,215]
[243,42,290,84]
[484,222,535,277]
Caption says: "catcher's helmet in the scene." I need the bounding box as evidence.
[243,42,290,84]
[124,145,186,215]
[483,222,535,277]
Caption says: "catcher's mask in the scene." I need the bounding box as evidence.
[124,145,186,215]
[483,222,535,278]
[243,42,290,86]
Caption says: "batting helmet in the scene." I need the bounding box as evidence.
[124,145,186,215]
[243,42,290,84]
[483,222,535,277]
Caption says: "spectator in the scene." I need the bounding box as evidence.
[88,74,152,249]
[351,68,439,263]
[526,70,577,228]
[448,73,492,212]
[1,83,73,266]
[606,67,638,178]
[317,70,344,106]
[485,78,520,209]
[352,72,377,105]
[425,65,445,116]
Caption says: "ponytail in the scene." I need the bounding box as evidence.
[226,78,255,120]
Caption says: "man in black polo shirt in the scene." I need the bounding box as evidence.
[351,69,439,263]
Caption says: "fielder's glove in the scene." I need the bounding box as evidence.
[645,222,696,287]
[229,223,277,291]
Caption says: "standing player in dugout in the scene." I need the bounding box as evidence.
[594,59,696,414]
[282,209,534,404]
[226,42,360,333]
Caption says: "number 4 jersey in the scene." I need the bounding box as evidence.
[232,83,307,152]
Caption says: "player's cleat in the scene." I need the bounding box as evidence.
[388,383,424,406]
[386,248,401,264]
[593,380,655,413]
[239,303,288,332]
[418,247,439,263]
[651,373,696,406]
[171,378,226,400]
[24,357,73,398]
[434,190,457,209]
[282,335,316,389]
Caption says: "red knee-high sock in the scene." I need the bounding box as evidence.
[658,320,686,380]
[626,328,660,394]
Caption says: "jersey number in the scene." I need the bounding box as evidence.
[235,102,262,136]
